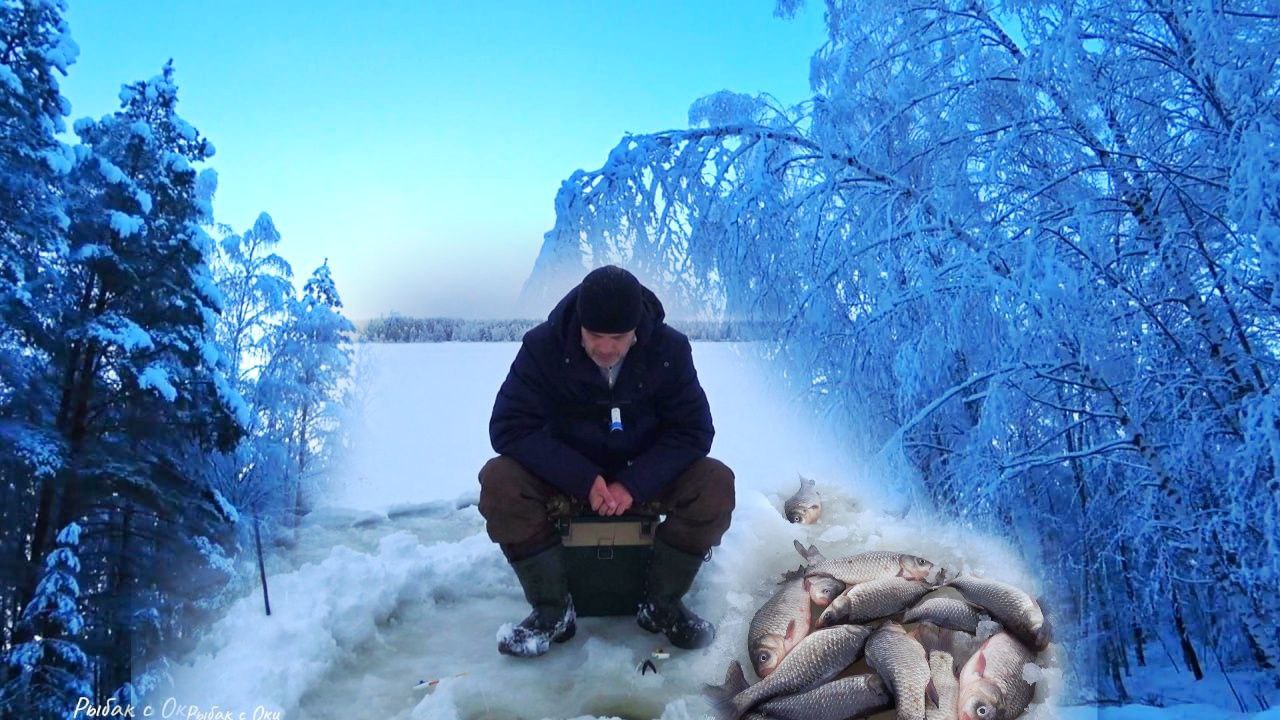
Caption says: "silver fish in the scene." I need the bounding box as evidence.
[784,475,822,524]
[903,595,981,634]
[775,564,848,606]
[795,541,947,587]
[709,661,893,720]
[945,575,1051,651]
[865,620,937,720]
[921,620,962,712]
[749,574,845,678]
[705,624,873,720]
[956,631,1035,720]
[709,664,771,720]
[817,576,931,627]
[912,621,982,676]
[759,673,893,720]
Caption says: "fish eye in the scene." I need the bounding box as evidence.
[976,705,991,718]
[756,651,772,664]
[917,557,929,566]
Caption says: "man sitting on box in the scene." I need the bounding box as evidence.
[479,264,735,658]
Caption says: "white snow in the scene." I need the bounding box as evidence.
[89,315,154,353]
[0,63,22,93]
[42,145,74,175]
[331,343,886,512]
[44,31,79,73]
[141,343,1275,720]
[199,340,221,369]
[818,525,851,543]
[108,210,143,237]
[56,522,82,546]
[137,364,177,402]
[173,117,198,141]
[211,489,239,524]
[164,151,192,173]
[97,157,126,184]
[134,188,153,214]
[195,168,218,219]
[212,367,251,429]
[129,120,152,140]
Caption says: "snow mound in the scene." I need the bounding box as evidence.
[152,521,505,717]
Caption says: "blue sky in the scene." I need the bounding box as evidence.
[61,1,827,320]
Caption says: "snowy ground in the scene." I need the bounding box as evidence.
[147,343,1279,720]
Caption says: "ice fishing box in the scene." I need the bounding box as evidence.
[555,512,658,617]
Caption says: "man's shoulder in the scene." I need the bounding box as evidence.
[655,323,691,348]
[647,323,693,360]
[518,321,563,359]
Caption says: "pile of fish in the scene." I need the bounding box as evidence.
[704,540,1053,720]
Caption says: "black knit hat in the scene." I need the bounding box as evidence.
[577,265,643,333]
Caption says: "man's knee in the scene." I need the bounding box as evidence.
[699,457,735,512]
[478,456,538,518]
[655,457,735,554]
[674,457,735,515]
[478,456,559,551]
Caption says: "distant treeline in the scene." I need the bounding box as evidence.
[360,315,781,342]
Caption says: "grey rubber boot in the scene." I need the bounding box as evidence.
[636,538,715,649]
[498,544,576,657]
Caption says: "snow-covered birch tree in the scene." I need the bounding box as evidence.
[525,0,1280,700]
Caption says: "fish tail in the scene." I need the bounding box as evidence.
[925,678,940,708]
[793,539,825,564]
[1036,596,1055,650]
[913,621,938,652]
[725,660,749,693]
[701,662,748,720]
[798,474,815,491]
[703,660,749,697]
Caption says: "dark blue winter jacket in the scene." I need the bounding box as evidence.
[489,282,714,504]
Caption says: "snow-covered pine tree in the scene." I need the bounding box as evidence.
[0,522,91,720]
[0,0,76,661]
[24,61,248,702]
[0,0,76,424]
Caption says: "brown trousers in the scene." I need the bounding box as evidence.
[478,456,735,560]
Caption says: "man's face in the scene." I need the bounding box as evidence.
[580,327,636,369]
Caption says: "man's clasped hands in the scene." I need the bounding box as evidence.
[588,475,634,517]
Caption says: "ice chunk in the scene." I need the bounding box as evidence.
[976,619,1002,640]
[819,525,850,542]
